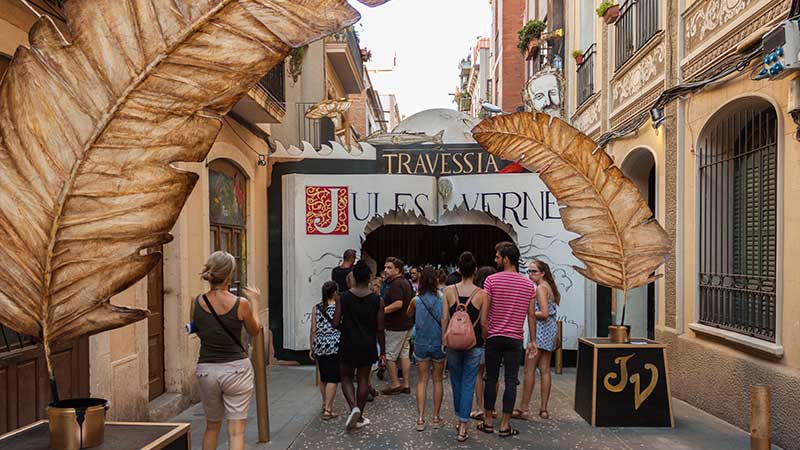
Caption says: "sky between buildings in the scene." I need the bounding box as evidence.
[353,0,492,122]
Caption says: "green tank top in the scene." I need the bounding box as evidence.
[194,296,248,364]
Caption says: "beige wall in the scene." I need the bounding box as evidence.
[91,117,272,420]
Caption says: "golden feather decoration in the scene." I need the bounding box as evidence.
[472,112,670,297]
[0,0,366,382]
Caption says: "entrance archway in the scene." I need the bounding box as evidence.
[361,208,516,271]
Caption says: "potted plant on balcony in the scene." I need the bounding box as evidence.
[572,49,585,65]
[596,1,620,24]
[517,19,547,60]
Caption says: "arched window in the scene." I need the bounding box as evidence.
[209,159,247,294]
[697,98,778,342]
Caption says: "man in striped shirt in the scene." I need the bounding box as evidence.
[478,242,537,437]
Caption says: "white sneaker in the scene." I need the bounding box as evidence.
[345,407,361,431]
[355,416,371,429]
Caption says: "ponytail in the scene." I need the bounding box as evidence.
[320,280,338,309]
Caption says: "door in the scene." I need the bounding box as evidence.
[0,326,89,434]
[147,246,165,401]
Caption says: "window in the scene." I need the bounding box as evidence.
[615,0,660,70]
[698,99,778,342]
[209,160,248,295]
[577,44,596,107]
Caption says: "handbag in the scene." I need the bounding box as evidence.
[202,294,247,353]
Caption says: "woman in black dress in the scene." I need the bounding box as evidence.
[333,260,386,431]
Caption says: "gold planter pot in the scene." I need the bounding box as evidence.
[48,398,108,450]
[608,325,629,343]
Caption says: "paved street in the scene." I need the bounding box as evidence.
[174,365,783,450]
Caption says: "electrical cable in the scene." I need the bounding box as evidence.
[222,117,268,166]
[597,44,763,147]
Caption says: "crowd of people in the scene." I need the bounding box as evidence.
[309,242,562,441]
[186,243,561,448]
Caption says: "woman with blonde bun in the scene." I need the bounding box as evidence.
[192,251,262,450]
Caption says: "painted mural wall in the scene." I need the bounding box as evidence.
[282,172,586,351]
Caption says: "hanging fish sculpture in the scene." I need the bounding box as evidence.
[364,130,445,146]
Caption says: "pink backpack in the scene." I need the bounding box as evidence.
[444,287,480,350]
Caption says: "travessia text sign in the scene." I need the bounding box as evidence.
[378,148,514,176]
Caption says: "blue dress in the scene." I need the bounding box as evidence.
[536,296,559,352]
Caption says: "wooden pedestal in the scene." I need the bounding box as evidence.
[0,421,190,450]
[574,337,674,427]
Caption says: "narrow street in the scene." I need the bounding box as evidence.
[175,365,783,450]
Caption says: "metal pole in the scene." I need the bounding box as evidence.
[252,326,270,443]
[750,385,771,450]
[555,320,563,374]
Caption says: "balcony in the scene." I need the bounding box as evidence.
[325,28,365,95]
[615,0,660,70]
[232,61,286,124]
[577,45,596,107]
[296,102,336,149]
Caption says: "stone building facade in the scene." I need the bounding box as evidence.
[564,0,800,446]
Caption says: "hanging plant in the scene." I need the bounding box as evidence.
[572,49,585,65]
[288,46,308,83]
[517,19,547,55]
[596,1,620,24]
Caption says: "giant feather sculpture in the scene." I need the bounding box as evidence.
[0,0,380,396]
[473,113,670,326]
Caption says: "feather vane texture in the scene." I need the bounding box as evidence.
[472,112,670,291]
[0,0,361,364]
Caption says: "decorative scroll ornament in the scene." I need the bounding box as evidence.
[612,44,665,105]
[472,112,670,293]
[573,98,602,135]
[0,0,368,379]
[686,0,751,42]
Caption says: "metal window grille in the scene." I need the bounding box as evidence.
[615,0,660,70]
[577,44,596,107]
[296,103,336,149]
[256,61,286,114]
[698,102,778,342]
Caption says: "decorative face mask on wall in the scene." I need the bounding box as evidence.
[523,67,565,118]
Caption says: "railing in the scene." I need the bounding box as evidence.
[0,324,35,355]
[698,104,778,342]
[255,60,285,115]
[615,0,660,70]
[577,44,596,107]
[329,27,364,79]
[296,102,336,149]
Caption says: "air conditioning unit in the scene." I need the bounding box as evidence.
[759,19,800,79]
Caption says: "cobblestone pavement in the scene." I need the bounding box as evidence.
[173,365,782,450]
[288,367,783,450]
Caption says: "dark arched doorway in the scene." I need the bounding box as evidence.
[361,208,516,270]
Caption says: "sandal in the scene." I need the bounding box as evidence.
[469,410,484,421]
[498,427,520,437]
[322,409,337,420]
[457,429,469,442]
[415,418,425,432]
[512,409,530,420]
[476,422,494,434]
[431,416,444,429]
[539,410,550,419]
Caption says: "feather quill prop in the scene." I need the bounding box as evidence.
[472,112,671,324]
[0,0,376,390]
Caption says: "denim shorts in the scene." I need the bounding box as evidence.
[414,344,445,362]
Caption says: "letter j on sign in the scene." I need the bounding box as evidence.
[306,186,349,235]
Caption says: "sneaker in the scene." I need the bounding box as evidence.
[346,407,361,431]
[355,417,371,429]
